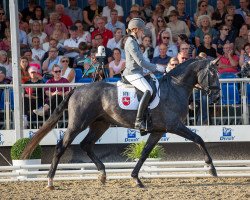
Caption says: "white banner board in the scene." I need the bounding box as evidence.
[0,125,249,146]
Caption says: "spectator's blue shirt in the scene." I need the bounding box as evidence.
[152,55,171,66]
[105,21,126,35]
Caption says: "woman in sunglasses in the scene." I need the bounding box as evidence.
[60,56,75,83]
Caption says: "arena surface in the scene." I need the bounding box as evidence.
[0,177,249,200]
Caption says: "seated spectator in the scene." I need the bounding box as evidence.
[218,43,239,74]
[167,10,190,42]
[109,48,125,78]
[145,11,158,48]
[177,34,196,58]
[107,28,123,50]
[154,29,178,58]
[27,20,48,47]
[0,28,11,54]
[18,12,30,33]
[152,43,171,67]
[126,4,144,25]
[154,16,168,38]
[20,56,31,84]
[42,38,65,61]
[223,14,238,42]
[102,0,124,22]
[195,15,217,47]
[0,8,8,40]
[105,9,126,35]
[64,0,83,23]
[19,28,29,50]
[42,47,62,74]
[73,42,90,70]
[154,3,165,18]
[176,0,191,29]
[21,0,37,23]
[142,35,154,62]
[239,43,250,68]
[52,22,69,42]
[194,0,212,26]
[165,57,179,72]
[211,0,226,30]
[23,48,42,75]
[120,35,129,59]
[33,64,70,116]
[60,56,75,83]
[234,23,249,56]
[140,0,155,23]
[160,0,175,18]
[212,24,232,56]
[44,0,56,19]
[197,33,217,58]
[75,20,91,44]
[235,0,250,22]
[91,17,113,47]
[23,66,44,121]
[0,50,12,80]
[31,36,46,65]
[0,66,11,84]
[29,5,48,29]
[226,4,245,31]
[55,4,73,28]
[177,43,191,63]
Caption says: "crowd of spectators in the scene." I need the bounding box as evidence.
[0,0,250,122]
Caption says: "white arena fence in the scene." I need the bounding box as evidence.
[0,160,250,182]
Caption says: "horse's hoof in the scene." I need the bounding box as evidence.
[133,178,145,188]
[45,185,55,190]
[209,166,218,177]
[99,174,106,184]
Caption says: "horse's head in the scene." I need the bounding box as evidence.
[197,57,220,104]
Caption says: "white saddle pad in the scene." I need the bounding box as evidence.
[117,76,160,110]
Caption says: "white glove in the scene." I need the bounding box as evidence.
[156,64,165,73]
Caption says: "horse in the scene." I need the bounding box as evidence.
[21,58,221,189]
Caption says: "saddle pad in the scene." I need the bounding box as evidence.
[117,81,160,110]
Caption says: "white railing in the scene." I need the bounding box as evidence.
[0,160,250,182]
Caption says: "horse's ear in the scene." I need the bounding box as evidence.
[210,57,220,65]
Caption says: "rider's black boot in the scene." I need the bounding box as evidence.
[134,90,153,132]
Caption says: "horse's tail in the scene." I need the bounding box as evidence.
[21,89,75,159]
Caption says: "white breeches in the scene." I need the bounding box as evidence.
[125,74,153,95]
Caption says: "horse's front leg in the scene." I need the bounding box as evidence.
[169,121,217,177]
[131,132,163,188]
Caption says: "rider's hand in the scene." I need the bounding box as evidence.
[156,64,166,73]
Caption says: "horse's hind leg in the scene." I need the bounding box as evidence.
[80,121,110,184]
[47,127,82,189]
[170,122,217,177]
[131,132,163,188]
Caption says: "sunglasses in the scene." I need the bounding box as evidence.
[162,37,170,39]
[61,60,69,63]
[201,4,207,7]
[0,13,4,15]
[223,28,229,31]
[227,19,233,21]
[181,48,189,50]
[54,70,61,73]
[170,63,178,66]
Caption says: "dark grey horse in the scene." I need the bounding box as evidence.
[22,58,220,189]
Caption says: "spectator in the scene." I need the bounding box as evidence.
[109,48,125,78]
[31,36,46,65]
[19,28,29,50]
[226,4,245,31]
[107,28,123,50]
[211,0,226,30]
[33,64,70,117]
[145,11,158,48]
[0,8,8,40]
[29,5,48,29]
[154,29,178,58]
[0,66,10,84]
[126,4,143,25]
[22,48,42,74]
[21,0,37,23]
[155,16,168,38]
[140,0,154,23]
[194,0,212,26]
[18,12,30,33]
[0,28,11,54]
[42,38,65,59]
[82,49,99,79]
[75,21,91,44]
[44,12,68,36]
[167,10,190,42]
[64,0,83,23]
[239,43,250,67]
[234,24,249,56]
[177,34,196,58]
[42,47,62,74]
[195,15,217,47]
[55,4,73,28]
[105,9,126,35]
[20,56,31,84]
[0,50,12,80]
[197,33,217,58]
[27,20,48,47]
[142,35,154,61]
[154,3,166,19]
[165,57,179,72]
[102,0,124,22]
[160,0,175,18]
[235,0,250,21]
[60,56,75,83]
[120,35,129,59]
[23,66,44,122]
[91,17,113,47]
[83,0,103,28]
[223,14,238,42]
[88,14,102,33]
[218,43,239,74]
[212,24,232,56]
[176,0,191,29]
[51,22,69,43]
[152,43,171,67]
[73,42,90,70]
[177,43,191,63]
[44,0,56,19]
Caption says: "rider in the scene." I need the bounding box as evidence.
[123,18,165,132]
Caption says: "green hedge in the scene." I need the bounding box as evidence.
[11,138,41,160]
